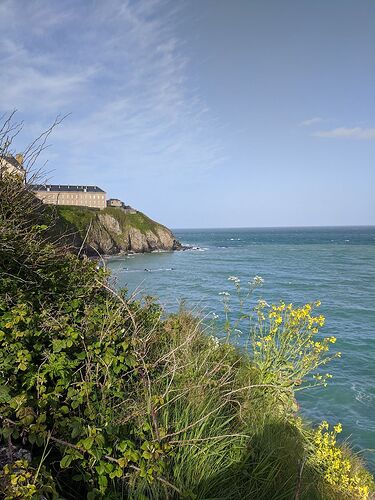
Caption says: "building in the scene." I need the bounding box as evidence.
[107,198,137,213]
[107,198,123,208]
[29,184,107,209]
[0,154,26,181]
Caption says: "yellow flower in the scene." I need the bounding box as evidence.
[334,423,342,434]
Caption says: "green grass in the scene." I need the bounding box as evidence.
[124,311,374,500]
[54,205,168,238]
[103,207,168,234]
[54,205,98,235]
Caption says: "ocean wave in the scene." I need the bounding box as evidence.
[351,383,374,406]
[184,246,209,252]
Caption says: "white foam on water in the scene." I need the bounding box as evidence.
[186,246,209,252]
[351,383,374,405]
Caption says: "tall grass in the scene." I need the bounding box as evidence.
[120,309,374,499]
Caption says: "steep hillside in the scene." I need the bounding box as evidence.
[54,205,182,255]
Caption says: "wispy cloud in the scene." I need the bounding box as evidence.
[0,0,225,182]
[299,117,325,127]
[313,127,375,140]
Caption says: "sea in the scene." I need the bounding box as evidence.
[107,226,375,472]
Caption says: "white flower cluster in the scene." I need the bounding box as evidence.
[228,276,240,284]
[219,291,231,297]
[209,335,221,349]
[249,275,264,287]
[257,299,270,308]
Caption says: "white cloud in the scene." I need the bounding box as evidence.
[0,0,225,179]
[313,127,375,140]
[299,117,325,126]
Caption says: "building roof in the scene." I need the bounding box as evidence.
[29,184,106,193]
[0,155,25,172]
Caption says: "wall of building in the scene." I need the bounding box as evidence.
[0,158,26,181]
[107,199,123,207]
[33,190,106,209]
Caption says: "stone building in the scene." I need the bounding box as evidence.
[107,198,123,208]
[107,198,137,213]
[0,154,26,181]
[30,184,107,209]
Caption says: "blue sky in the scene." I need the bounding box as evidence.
[0,0,374,228]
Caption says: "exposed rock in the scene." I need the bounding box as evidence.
[98,214,122,235]
[57,207,183,256]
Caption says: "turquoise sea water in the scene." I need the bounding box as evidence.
[107,226,375,472]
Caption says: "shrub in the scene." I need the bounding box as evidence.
[0,458,57,499]
[308,421,374,499]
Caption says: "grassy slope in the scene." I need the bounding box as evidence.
[55,205,169,238]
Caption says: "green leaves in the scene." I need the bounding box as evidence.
[60,454,73,469]
[98,474,108,493]
[0,385,11,403]
[0,278,149,496]
[31,224,48,232]
[0,177,177,497]
[80,436,94,451]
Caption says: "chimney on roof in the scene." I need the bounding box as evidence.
[15,153,24,165]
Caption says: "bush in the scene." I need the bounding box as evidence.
[0,135,374,498]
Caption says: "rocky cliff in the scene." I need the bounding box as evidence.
[54,206,182,255]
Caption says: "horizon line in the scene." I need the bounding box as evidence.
[171,224,375,231]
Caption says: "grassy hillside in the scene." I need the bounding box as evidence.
[55,205,98,235]
[1,177,374,499]
[104,207,169,234]
[49,205,180,254]
[55,205,168,237]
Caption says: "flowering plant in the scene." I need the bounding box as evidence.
[310,421,373,499]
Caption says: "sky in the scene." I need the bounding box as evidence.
[0,0,374,228]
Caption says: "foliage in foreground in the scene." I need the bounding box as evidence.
[0,174,374,499]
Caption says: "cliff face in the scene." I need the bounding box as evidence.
[55,206,182,255]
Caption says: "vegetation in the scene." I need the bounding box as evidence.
[50,205,177,255]
[55,205,99,235]
[55,205,168,239]
[0,120,374,498]
[103,207,168,235]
